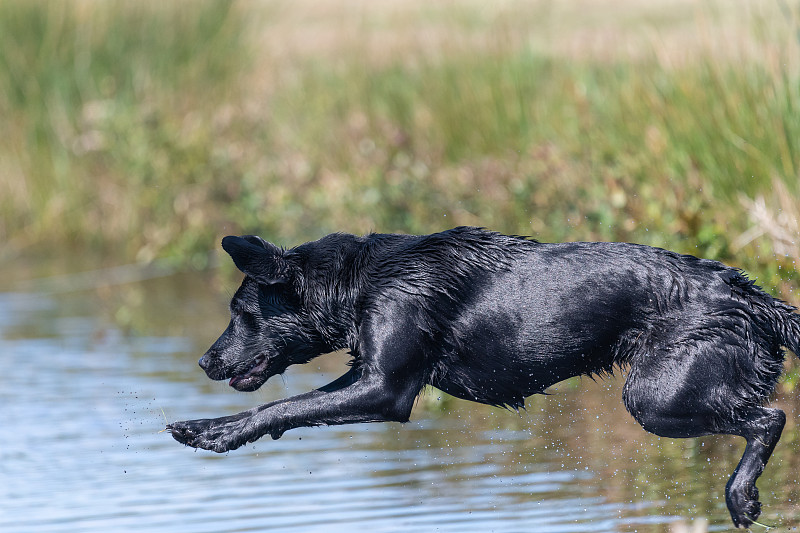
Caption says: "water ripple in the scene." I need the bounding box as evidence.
[1,289,683,532]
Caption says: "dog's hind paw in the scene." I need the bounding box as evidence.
[167,415,249,453]
[727,483,762,529]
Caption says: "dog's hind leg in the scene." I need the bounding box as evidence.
[622,341,785,529]
[720,407,786,528]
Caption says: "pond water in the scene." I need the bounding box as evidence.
[2,266,799,532]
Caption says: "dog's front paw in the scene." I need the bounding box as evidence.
[726,483,761,529]
[167,415,250,453]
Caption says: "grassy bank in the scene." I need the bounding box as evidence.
[1,1,799,295]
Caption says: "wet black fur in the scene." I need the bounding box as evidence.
[169,226,800,528]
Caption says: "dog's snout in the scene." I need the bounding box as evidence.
[198,349,216,371]
[198,347,229,381]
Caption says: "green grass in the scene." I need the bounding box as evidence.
[0,0,252,263]
[255,46,800,281]
[1,1,799,295]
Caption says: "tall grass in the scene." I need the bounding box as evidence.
[1,1,799,294]
[0,0,252,263]
[257,47,800,278]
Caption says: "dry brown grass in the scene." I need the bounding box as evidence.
[246,0,798,67]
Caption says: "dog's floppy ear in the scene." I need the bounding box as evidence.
[221,235,292,285]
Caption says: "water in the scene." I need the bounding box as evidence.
[2,268,799,532]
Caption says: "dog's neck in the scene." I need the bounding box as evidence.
[292,233,369,353]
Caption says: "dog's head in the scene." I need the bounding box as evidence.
[199,235,319,392]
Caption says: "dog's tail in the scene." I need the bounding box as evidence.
[729,270,800,358]
[766,304,800,359]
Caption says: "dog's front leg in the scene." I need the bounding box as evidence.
[168,386,335,452]
[168,369,360,451]
[255,372,420,441]
[171,313,426,453]
[170,369,418,452]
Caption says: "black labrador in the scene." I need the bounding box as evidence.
[168,227,800,528]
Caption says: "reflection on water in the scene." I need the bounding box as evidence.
[2,270,799,532]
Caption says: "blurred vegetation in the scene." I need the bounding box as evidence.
[1,1,799,297]
[0,0,251,266]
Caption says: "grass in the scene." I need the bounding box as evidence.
[1,1,799,296]
[0,0,252,264]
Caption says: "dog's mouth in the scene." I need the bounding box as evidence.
[228,355,270,392]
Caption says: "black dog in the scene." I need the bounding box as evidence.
[169,227,800,528]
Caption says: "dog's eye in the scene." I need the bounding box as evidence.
[240,311,257,328]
